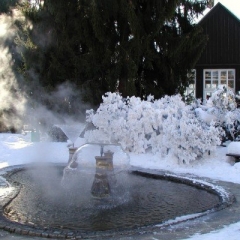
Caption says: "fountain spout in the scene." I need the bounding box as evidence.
[68,147,78,163]
[91,150,115,198]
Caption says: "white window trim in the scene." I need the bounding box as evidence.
[185,69,196,97]
[203,69,235,101]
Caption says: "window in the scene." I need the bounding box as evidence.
[203,69,235,100]
[185,69,196,97]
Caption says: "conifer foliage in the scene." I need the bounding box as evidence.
[18,0,209,105]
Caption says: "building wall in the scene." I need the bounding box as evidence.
[195,3,240,99]
[197,4,240,65]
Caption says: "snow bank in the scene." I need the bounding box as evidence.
[227,142,240,155]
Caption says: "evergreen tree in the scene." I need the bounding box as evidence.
[0,0,18,14]
[17,0,209,106]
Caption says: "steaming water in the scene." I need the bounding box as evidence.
[4,165,220,233]
[57,124,85,146]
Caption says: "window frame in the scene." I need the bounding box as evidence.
[203,69,235,101]
[185,69,196,97]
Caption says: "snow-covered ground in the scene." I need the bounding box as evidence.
[0,133,240,240]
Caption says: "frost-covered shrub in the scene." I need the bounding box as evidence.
[197,85,240,142]
[221,111,240,142]
[85,93,151,152]
[85,92,221,164]
[210,85,236,112]
[148,95,221,164]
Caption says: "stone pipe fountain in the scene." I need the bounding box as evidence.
[62,143,127,200]
[91,147,115,198]
[56,123,85,163]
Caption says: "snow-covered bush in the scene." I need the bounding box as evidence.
[197,85,240,142]
[85,92,221,164]
[210,85,236,112]
[148,95,220,164]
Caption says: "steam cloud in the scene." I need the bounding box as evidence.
[0,11,25,131]
[0,10,90,134]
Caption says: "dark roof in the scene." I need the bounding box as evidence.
[198,2,240,25]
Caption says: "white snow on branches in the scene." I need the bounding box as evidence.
[85,92,221,164]
[196,86,240,141]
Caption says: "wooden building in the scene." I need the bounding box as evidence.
[194,2,240,101]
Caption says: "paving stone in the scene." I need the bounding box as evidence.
[28,230,37,236]
[14,228,22,234]
[21,229,29,235]
[41,232,49,238]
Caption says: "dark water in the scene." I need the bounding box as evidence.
[4,165,220,232]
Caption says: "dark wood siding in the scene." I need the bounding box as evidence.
[195,66,203,99]
[195,3,240,99]
[197,4,240,65]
